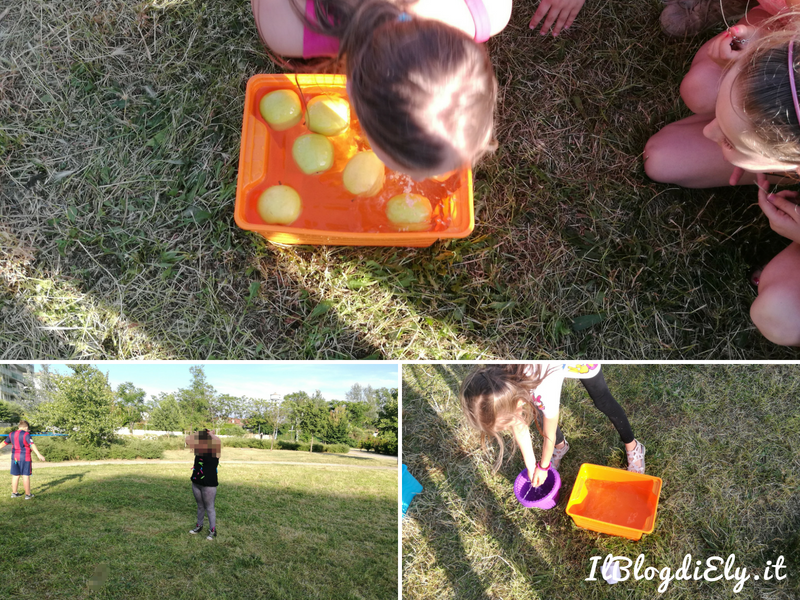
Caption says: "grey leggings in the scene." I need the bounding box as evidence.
[192,483,217,530]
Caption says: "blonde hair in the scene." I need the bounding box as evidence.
[460,364,556,473]
[734,14,800,165]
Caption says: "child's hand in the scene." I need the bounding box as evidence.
[707,25,755,68]
[529,0,585,37]
[531,465,549,487]
[756,172,800,243]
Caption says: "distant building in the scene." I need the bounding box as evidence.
[0,364,34,404]
[226,418,244,426]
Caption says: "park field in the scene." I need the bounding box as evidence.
[0,461,397,599]
[402,364,799,600]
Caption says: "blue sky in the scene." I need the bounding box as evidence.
[39,363,399,402]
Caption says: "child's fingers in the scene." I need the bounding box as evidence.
[563,10,579,32]
[539,6,562,35]
[755,171,769,192]
[529,2,550,29]
[766,193,800,224]
[551,7,574,36]
[729,166,746,186]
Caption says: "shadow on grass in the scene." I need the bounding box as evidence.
[402,364,558,600]
[0,467,397,600]
[36,471,89,494]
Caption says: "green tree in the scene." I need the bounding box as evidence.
[149,393,183,432]
[176,366,216,430]
[294,396,329,451]
[116,382,147,429]
[0,399,24,424]
[326,403,351,444]
[345,400,372,428]
[346,383,380,423]
[376,390,398,438]
[374,389,398,455]
[33,365,121,447]
[210,393,244,432]
[284,391,310,442]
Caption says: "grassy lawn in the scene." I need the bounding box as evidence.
[0,462,397,599]
[402,364,800,599]
[2,1,798,358]
[160,446,397,465]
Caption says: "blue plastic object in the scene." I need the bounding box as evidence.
[402,464,423,516]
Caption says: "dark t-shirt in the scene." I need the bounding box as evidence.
[190,453,219,487]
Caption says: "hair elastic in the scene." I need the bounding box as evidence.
[789,40,800,123]
[398,12,412,22]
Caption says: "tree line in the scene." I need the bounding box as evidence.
[2,365,398,453]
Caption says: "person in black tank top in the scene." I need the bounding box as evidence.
[186,429,221,540]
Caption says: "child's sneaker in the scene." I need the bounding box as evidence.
[24,494,34,500]
[626,440,646,474]
[11,492,22,498]
[189,525,203,534]
[206,528,216,541]
[551,439,570,470]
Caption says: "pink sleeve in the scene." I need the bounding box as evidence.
[757,0,788,14]
[303,0,340,58]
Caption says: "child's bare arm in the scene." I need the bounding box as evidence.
[510,420,537,479]
[539,414,560,468]
[30,442,46,461]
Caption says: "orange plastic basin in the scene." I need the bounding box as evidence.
[234,74,474,247]
[566,464,662,541]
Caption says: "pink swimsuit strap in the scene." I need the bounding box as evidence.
[463,0,491,43]
[301,0,492,59]
[303,0,341,59]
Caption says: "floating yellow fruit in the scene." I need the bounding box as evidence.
[306,95,350,136]
[257,185,302,225]
[386,193,432,231]
[259,89,302,131]
[292,133,334,175]
[342,151,385,197]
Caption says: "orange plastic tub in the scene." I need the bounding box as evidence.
[566,464,663,541]
[234,74,474,247]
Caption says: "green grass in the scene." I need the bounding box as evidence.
[402,364,800,599]
[1,2,798,358]
[0,462,397,599]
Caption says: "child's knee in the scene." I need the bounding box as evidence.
[679,68,715,115]
[643,133,675,183]
[750,286,800,346]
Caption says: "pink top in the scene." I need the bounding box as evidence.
[302,0,493,59]
[758,0,788,14]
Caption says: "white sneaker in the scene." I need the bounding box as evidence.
[551,439,570,470]
[626,440,646,474]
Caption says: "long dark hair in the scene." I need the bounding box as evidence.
[296,0,497,174]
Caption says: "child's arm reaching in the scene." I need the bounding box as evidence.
[510,418,538,484]
[532,413,559,486]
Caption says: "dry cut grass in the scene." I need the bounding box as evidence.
[1,1,798,358]
[402,363,800,599]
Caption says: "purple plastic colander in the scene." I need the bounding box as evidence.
[514,466,562,509]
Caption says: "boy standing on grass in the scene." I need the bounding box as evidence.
[1,420,46,499]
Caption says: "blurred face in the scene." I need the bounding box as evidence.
[703,58,799,173]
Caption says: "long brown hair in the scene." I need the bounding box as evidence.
[295,0,497,174]
[460,364,557,473]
